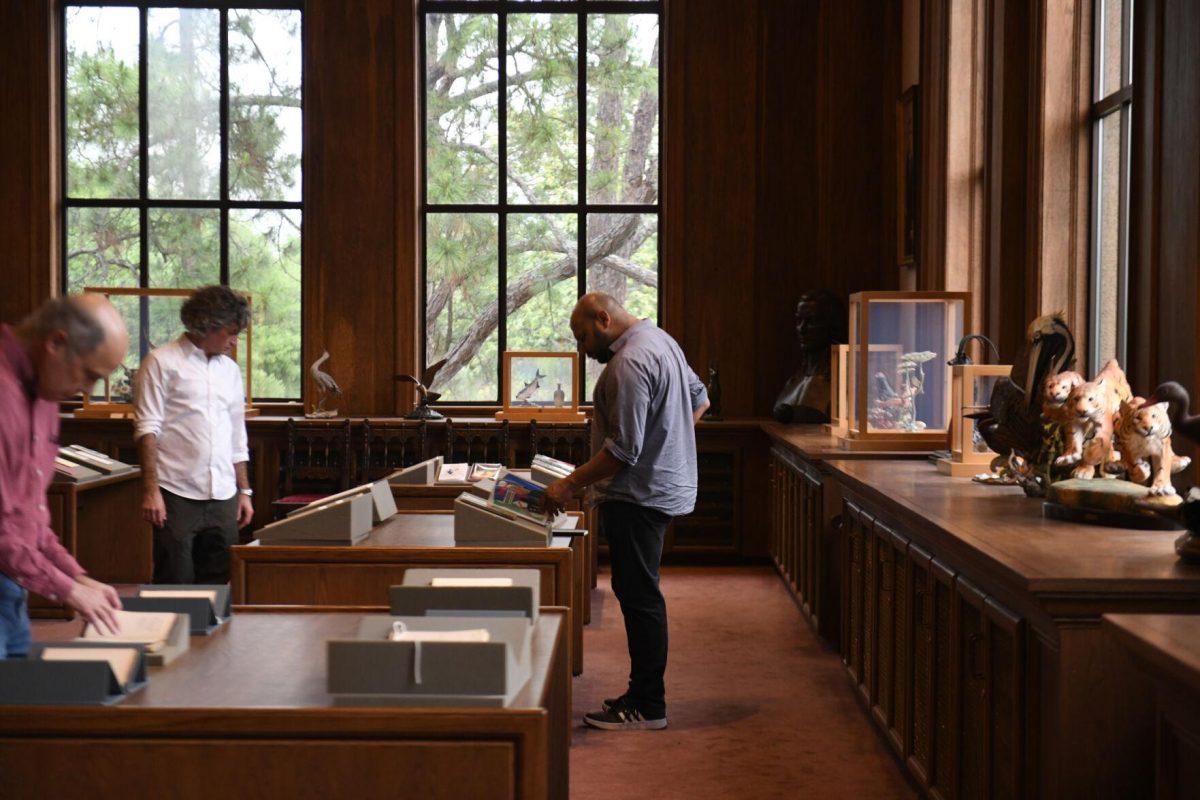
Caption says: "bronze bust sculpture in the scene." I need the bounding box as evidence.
[772,290,846,424]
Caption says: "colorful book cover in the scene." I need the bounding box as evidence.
[490,470,549,524]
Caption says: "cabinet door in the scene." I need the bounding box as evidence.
[860,510,878,705]
[889,526,911,759]
[801,471,823,622]
[906,542,935,788]
[956,578,989,799]
[841,499,866,685]
[872,521,909,757]
[930,557,960,800]
[768,452,781,570]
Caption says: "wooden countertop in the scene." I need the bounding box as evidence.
[29,611,562,710]
[830,459,1200,596]
[761,421,933,460]
[1105,614,1200,696]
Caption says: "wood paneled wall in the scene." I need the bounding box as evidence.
[2,0,904,418]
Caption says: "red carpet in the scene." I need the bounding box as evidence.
[570,566,915,799]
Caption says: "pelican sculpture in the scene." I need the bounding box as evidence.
[307,350,341,418]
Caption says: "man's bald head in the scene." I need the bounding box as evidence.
[570,292,638,363]
[21,294,129,400]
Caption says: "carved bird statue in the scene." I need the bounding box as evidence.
[308,351,342,417]
[514,369,546,405]
[397,358,447,420]
[969,312,1077,469]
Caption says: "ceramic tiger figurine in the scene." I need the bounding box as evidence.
[1055,377,1122,479]
[1117,398,1192,495]
[1042,371,1084,424]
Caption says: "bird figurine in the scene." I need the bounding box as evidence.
[968,312,1077,495]
[396,358,447,420]
[307,350,342,418]
[514,370,546,405]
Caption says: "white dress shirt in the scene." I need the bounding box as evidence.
[133,335,249,501]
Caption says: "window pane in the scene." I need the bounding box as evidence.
[229,9,303,202]
[1098,0,1126,98]
[426,14,499,204]
[426,213,499,401]
[506,213,578,351]
[230,209,303,399]
[67,207,140,290]
[148,209,220,288]
[585,212,658,394]
[1093,110,1124,368]
[587,14,659,204]
[148,8,221,199]
[507,15,577,204]
[65,7,140,199]
[110,293,187,373]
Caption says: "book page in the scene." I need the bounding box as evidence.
[81,610,177,653]
[389,627,491,643]
[430,577,515,588]
[469,463,503,482]
[139,589,219,606]
[41,646,139,687]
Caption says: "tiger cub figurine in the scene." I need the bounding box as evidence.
[1117,399,1192,496]
[1054,368,1130,480]
[1042,371,1084,425]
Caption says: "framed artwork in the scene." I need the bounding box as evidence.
[495,351,585,422]
[897,85,920,268]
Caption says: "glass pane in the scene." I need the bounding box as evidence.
[507,213,578,352]
[148,8,221,199]
[506,15,577,204]
[66,207,141,291]
[65,7,140,199]
[425,213,499,401]
[1093,110,1123,368]
[585,212,658,395]
[426,14,499,204]
[587,14,659,204]
[109,292,187,374]
[148,209,220,288]
[1098,0,1126,98]
[508,354,575,408]
[228,9,303,202]
[863,300,961,434]
[969,374,1004,454]
[230,209,303,399]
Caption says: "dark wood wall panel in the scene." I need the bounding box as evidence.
[0,1,55,325]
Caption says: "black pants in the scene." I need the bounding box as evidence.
[153,490,239,585]
[601,500,672,717]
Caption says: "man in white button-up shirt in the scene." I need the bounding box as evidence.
[133,286,254,584]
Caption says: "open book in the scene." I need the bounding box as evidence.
[82,610,177,653]
[490,470,550,525]
[469,463,503,482]
[430,577,515,588]
[41,646,140,687]
[388,622,491,643]
[138,588,220,606]
[437,462,471,484]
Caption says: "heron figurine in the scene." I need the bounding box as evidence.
[307,350,341,418]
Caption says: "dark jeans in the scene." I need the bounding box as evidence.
[601,500,672,717]
[154,490,239,585]
[0,572,31,659]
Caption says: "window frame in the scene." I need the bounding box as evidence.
[419,0,664,406]
[1087,0,1133,375]
[59,0,304,402]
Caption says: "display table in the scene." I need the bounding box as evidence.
[32,469,151,619]
[1105,614,1200,799]
[825,458,1200,799]
[232,512,586,675]
[5,609,568,799]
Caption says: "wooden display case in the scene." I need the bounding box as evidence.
[496,351,585,422]
[936,364,1012,477]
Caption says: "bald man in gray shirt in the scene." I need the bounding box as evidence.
[545,293,709,730]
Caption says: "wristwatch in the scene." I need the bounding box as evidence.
[239,488,254,497]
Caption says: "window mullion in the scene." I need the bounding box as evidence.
[498,11,508,405]
[219,8,230,287]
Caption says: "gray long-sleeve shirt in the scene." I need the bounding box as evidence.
[590,320,708,516]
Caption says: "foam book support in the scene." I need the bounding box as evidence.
[387,456,443,486]
[0,642,149,705]
[327,615,534,707]
[389,572,539,620]
[453,492,552,547]
[123,584,232,634]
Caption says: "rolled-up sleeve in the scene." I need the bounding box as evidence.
[602,359,653,466]
[229,365,249,463]
[687,368,709,411]
[133,353,165,441]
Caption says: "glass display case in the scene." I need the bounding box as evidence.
[839,291,970,450]
[824,344,849,436]
[936,364,1011,476]
[495,351,585,422]
[75,287,255,418]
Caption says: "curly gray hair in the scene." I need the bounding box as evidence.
[180,286,250,336]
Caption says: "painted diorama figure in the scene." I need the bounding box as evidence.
[772,290,845,424]
[868,350,937,431]
[515,369,545,405]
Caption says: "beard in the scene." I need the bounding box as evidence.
[592,347,615,364]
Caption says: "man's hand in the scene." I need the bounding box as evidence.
[142,487,166,527]
[237,494,254,528]
[543,478,577,517]
[66,576,122,636]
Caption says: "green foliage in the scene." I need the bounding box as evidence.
[65,7,302,399]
